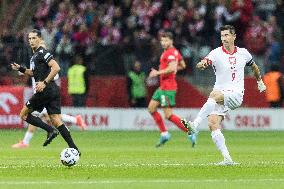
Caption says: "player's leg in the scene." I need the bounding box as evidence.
[208,114,234,165]
[148,99,166,132]
[11,124,37,148]
[20,105,55,134]
[49,114,80,152]
[194,91,224,127]
[163,107,197,147]
[163,108,187,132]
[43,107,86,130]
[61,114,86,130]
[12,110,41,148]
[23,125,37,145]
[162,91,188,133]
[148,89,170,147]
[148,99,170,147]
[148,89,168,132]
[210,92,242,165]
[181,90,224,133]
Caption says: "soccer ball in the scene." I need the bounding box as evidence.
[60,148,80,167]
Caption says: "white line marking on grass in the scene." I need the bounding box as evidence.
[1,179,284,185]
[1,161,284,169]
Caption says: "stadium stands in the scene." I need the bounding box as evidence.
[0,0,283,107]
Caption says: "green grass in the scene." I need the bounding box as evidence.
[0,130,284,189]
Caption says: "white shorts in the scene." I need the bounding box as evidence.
[210,90,243,116]
[31,108,48,117]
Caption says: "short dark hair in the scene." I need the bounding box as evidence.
[160,31,174,40]
[220,25,236,35]
[29,29,42,38]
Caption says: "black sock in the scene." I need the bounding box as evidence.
[57,124,78,150]
[26,114,53,132]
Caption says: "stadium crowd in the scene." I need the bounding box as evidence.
[0,0,284,79]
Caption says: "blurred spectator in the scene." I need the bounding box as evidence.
[244,16,267,55]
[1,0,284,82]
[54,1,69,27]
[99,16,121,45]
[231,0,253,43]
[254,0,276,20]
[40,20,57,50]
[34,0,53,28]
[265,33,282,72]
[213,0,240,47]
[243,15,267,74]
[264,15,282,72]
[55,34,72,76]
[67,56,89,107]
[127,60,147,107]
[263,64,284,107]
[54,23,72,46]
[72,24,92,56]
[274,0,284,35]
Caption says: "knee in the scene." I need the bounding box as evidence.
[19,111,28,121]
[51,119,62,127]
[165,113,172,120]
[208,119,219,131]
[148,105,156,114]
[49,115,62,127]
[28,125,36,132]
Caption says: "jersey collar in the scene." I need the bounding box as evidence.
[222,46,237,55]
[34,46,43,53]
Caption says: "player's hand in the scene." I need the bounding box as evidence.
[257,80,266,93]
[10,62,20,71]
[149,68,159,78]
[196,59,210,70]
[35,81,46,92]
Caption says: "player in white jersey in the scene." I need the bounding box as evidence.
[12,40,86,149]
[181,25,266,165]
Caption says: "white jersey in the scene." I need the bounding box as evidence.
[205,46,253,93]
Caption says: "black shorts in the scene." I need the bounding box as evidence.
[26,82,61,114]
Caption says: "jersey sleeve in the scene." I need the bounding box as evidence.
[244,49,253,66]
[39,49,54,64]
[204,50,216,66]
[176,50,183,62]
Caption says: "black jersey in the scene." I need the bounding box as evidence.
[29,46,54,82]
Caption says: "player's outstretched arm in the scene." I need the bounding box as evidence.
[196,59,210,70]
[251,62,266,92]
[149,61,177,78]
[10,62,33,76]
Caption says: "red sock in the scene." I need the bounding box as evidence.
[151,112,167,132]
[168,114,188,133]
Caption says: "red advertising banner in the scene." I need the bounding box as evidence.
[0,86,24,128]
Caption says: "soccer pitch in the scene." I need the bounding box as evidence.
[0,130,284,189]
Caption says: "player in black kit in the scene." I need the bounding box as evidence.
[11,29,80,153]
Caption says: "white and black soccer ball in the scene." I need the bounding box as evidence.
[60,148,80,167]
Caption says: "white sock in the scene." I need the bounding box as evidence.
[194,98,217,128]
[211,129,232,161]
[61,114,77,124]
[161,131,169,136]
[23,131,33,145]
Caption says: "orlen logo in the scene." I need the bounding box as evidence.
[0,92,19,113]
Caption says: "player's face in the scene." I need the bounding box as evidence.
[220,30,236,46]
[160,37,172,49]
[28,32,42,50]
